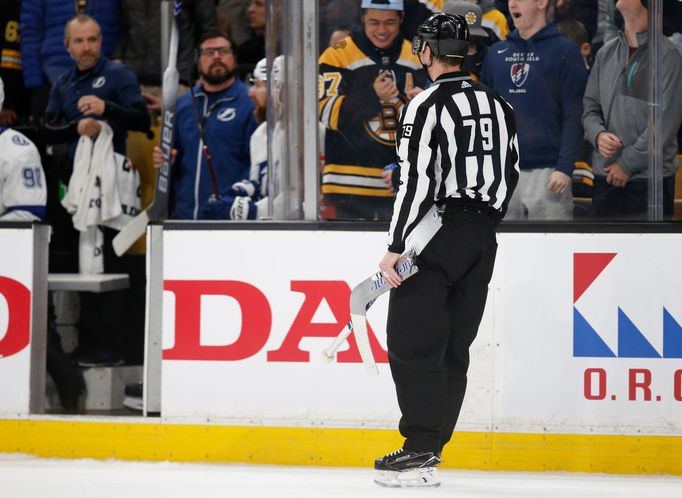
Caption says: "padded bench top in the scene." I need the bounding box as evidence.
[47,273,130,292]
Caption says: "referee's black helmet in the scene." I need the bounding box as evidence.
[412,13,469,58]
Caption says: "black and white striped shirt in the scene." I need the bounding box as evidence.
[387,72,519,253]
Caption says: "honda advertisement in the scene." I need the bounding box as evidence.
[157,230,681,436]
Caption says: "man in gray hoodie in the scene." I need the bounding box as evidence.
[582,0,682,218]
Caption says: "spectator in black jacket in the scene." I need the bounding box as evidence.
[113,0,218,91]
[552,0,599,43]
[236,0,265,79]
[217,0,252,47]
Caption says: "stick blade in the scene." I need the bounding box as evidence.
[345,255,418,376]
[112,210,150,256]
[350,313,378,376]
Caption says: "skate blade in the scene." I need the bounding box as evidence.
[373,467,441,488]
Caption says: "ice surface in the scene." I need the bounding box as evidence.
[0,454,680,498]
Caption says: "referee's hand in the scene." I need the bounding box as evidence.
[379,251,402,288]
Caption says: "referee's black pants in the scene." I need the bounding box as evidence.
[386,207,498,454]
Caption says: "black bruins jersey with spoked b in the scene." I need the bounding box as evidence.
[319,29,427,199]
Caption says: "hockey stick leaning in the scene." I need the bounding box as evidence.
[322,204,444,375]
[112,0,181,256]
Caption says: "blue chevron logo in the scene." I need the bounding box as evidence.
[573,253,682,359]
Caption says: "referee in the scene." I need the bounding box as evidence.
[374,13,519,488]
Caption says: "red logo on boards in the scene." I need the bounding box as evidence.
[162,280,388,363]
[0,277,31,358]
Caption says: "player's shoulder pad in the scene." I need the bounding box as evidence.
[1,129,34,148]
[319,36,368,69]
[0,129,40,164]
[396,40,422,71]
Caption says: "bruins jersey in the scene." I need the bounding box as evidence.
[0,0,27,117]
[319,29,427,198]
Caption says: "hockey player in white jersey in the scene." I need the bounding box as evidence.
[228,57,269,219]
[0,77,47,221]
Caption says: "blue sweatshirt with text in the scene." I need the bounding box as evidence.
[481,22,587,176]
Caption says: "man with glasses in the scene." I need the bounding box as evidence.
[152,32,258,220]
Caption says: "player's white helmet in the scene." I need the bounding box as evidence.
[272,55,284,88]
[271,55,285,108]
[0,76,4,111]
[252,58,267,82]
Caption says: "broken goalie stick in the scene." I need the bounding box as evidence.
[112,0,181,256]
[322,204,443,376]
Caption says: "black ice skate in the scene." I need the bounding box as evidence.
[373,448,441,488]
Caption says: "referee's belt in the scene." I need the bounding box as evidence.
[442,198,501,223]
